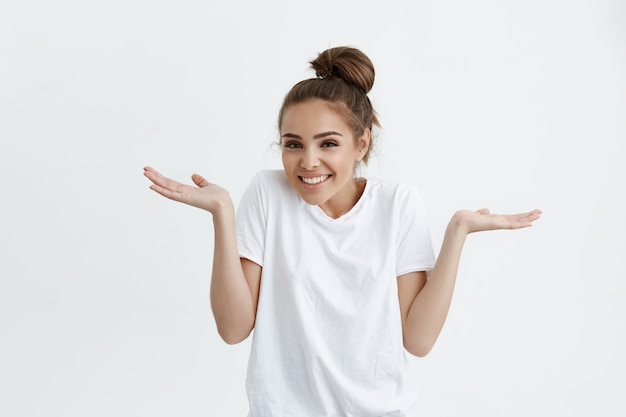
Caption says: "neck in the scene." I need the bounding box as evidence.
[319,178,366,219]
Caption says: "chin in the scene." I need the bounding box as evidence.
[298,193,325,206]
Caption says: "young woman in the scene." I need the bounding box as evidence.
[144,46,541,417]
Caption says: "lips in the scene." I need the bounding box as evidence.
[299,175,330,185]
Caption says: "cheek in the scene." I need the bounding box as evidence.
[329,152,358,173]
[281,152,296,170]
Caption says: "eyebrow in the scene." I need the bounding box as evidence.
[281,131,343,140]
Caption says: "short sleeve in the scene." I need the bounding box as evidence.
[395,185,436,277]
[236,172,268,267]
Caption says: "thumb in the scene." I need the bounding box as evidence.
[191,174,210,187]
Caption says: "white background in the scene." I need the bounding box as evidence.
[1,1,624,416]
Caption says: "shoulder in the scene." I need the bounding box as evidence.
[255,169,286,181]
[247,169,290,192]
[243,170,296,207]
[366,177,425,203]
[364,177,429,222]
[237,170,290,222]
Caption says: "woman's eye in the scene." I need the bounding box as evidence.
[321,141,338,148]
[284,142,302,149]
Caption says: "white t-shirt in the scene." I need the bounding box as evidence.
[236,170,436,417]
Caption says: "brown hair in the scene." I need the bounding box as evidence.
[278,46,380,164]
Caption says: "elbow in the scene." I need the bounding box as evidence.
[211,306,255,345]
[406,346,432,358]
[223,337,247,345]
[217,324,253,345]
[218,331,249,345]
[404,339,434,358]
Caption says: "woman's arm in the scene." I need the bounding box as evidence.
[399,208,542,357]
[143,167,261,344]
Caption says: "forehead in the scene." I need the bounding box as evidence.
[281,99,352,134]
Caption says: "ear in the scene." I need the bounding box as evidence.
[355,128,371,162]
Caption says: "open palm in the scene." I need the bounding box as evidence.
[143,166,232,214]
[454,208,542,234]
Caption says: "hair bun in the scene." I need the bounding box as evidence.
[310,46,375,94]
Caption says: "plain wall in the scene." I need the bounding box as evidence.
[1,0,624,416]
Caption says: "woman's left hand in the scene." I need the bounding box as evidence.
[451,208,542,234]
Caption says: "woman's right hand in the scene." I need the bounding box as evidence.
[143,166,233,214]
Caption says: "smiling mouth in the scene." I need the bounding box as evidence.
[299,175,330,185]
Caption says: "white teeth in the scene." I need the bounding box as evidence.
[301,175,329,185]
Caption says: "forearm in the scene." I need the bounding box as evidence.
[209,204,256,344]
[143,167,258,343]
[404,215,468,356]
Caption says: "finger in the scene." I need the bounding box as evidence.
[475,208,490,215]
[503,210,541,221]
[145,169,182,191]
[143,166,165,183]
[192,173,210,188]
[524,211,542,226]
[517,210,541,224]
[510,211,541,228]
[149,183,183,202]
[143,166,164,180]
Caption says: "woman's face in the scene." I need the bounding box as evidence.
[280,99,369,218]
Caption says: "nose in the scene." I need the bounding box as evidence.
[300,148,320,170]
